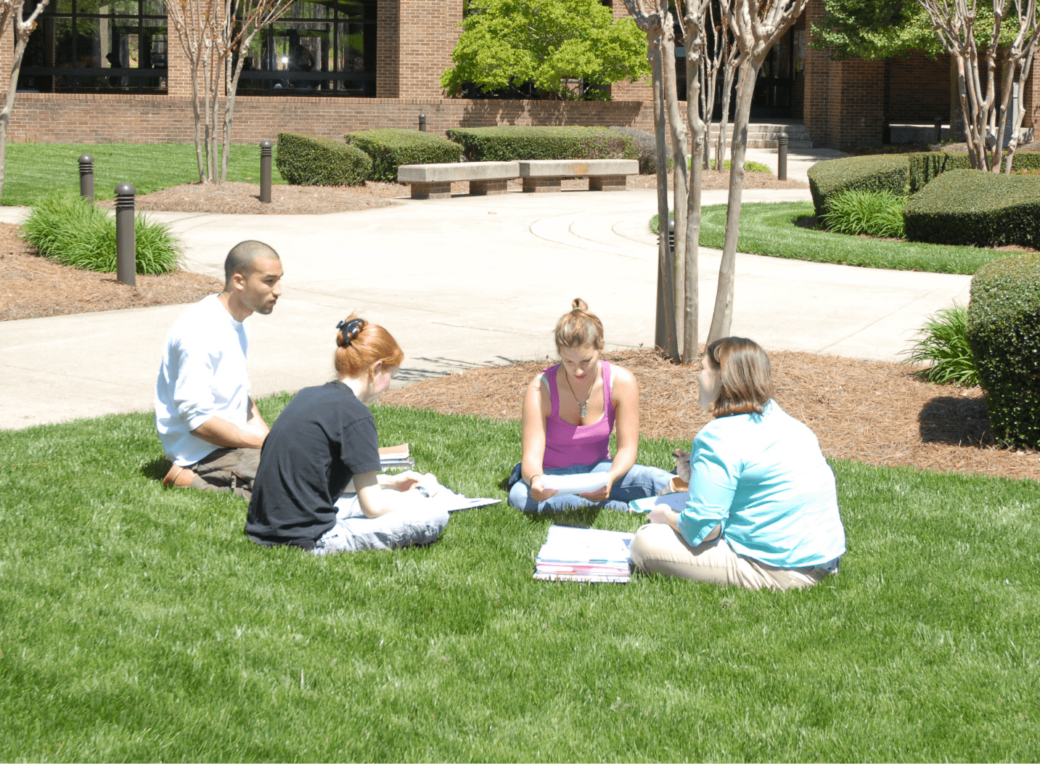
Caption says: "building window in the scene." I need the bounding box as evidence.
[19,0,168,93]
[234,0,376,96]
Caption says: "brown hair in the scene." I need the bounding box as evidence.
[334,315,404,378]
[704,337,774,417]
[554,298,604,351]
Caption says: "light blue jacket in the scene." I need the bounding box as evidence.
[678,401,846,569]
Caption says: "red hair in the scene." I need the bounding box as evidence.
[334,315,404,378]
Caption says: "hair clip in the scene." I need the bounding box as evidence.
[336,318,366,346]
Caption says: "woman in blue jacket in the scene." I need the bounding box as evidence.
[630,337,846,590]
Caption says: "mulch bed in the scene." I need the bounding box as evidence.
[381,348,1040,483]
[0,223,223,321]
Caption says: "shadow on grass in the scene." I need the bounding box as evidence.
[919,394,995,446]
[141,456,170,481]
[525,507,602,528]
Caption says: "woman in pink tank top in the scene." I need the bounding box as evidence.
[507,299,673,514]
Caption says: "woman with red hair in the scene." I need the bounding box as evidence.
[245,316,449,554]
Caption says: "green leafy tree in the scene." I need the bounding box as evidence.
[809,0,940,60]
[442,0,651,100]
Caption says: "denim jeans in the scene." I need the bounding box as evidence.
[507,460,673,514]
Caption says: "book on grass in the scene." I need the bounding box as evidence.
[379,443,415,470]
[628,491,686,514]
[534,524,635,583]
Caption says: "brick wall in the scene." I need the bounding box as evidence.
[886,51,950,123]
[4,92,658,144]
[609,0,653,103]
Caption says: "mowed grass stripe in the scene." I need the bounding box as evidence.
[0,399,1038,761]
[1,143,287,206]
[655,203,1010,274]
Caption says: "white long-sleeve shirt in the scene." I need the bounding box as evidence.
[155,294,251,465]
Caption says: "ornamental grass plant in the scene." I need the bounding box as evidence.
[821,189,907,239]
[21,192,181,274]
[903,305,979,387]
[1,402,1039,761]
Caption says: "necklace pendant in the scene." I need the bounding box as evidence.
[579,404,587,419]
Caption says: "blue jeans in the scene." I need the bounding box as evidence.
[508,460,673,514]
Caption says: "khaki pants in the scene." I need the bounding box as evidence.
[184,447,261,501]
[629,523,827,591]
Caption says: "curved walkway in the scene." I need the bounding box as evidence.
[0,177,970,431]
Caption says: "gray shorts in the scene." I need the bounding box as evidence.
[186,447,261,501]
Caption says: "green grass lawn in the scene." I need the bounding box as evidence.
[1,143,287,207]
[2,398,1039,761]
[653,203,1010,274]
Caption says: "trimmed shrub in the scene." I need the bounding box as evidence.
[903,305,978,387]
[22,192,180,275]
[966,254,1040,448]
[276,132,371,186]
[821,189,906,238]
[903,169,1040,248]
[908,150,1040,192]
[704,158,772,173]
[609,126,672,174]
[807,154,909,216]
[344,128,464,182]
[445,126,637,162]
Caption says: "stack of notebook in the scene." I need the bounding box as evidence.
[534,525,635,583]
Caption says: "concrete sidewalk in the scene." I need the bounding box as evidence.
[0,152,971,431]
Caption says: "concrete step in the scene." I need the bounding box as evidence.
[705,122,812,149]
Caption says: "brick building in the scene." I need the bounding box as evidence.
[3,0,1038,150]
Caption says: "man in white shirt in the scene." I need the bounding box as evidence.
[155,240,284,499]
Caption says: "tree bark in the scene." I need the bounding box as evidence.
[660,26,689,351]
[683,37,703,364]
[707,57,757,343]
[650,39,679,360]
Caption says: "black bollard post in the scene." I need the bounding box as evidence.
[934,116,943,143]
[78,154,95,202]
[260,140,272,204]
[777,132,788,181]
[419,113,426,132]
[115,182,136,287]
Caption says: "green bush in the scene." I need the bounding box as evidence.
[21,192,180,275]
[608,126,672,174]
[966,254,1040,448]
[903,170,1040,248]
[903,305,979,387]
[807,154,909,216]
[445,126,637,162]
[908,150,1040,191]
[821,189,906,238]
[275,132,371,186]
[344,128,464,182]
[703,158,772,173]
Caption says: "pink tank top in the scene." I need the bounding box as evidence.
[542,361,615,469]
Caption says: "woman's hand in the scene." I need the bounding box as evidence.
[579,476,613,502]
[528,474,559,502]
[648,505,677,527]
[385,470,425,492]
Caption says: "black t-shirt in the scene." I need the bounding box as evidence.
[245,381,381,549]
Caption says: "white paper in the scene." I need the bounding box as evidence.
[536,525,634,564]
[336,485,500,516]
[541,472,610,495]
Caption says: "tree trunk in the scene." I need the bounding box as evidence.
[650,39,679,360]
[660,28,689,351]
[683,45,703,364]
[707,57,757,343]
[714,50,735,171]
[221,37,254,182]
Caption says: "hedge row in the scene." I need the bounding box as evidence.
[276,133,371,186]
[967,253,1040,449]
[344,128,464,182]
[903,170,1040,248]
[808,154,909,216]
[445,126,637,162]
[808,151,1040,215]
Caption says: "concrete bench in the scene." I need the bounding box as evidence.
[397,161,520,199]
[518,159,639,193]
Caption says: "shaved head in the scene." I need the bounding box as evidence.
[224,240,280,289]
